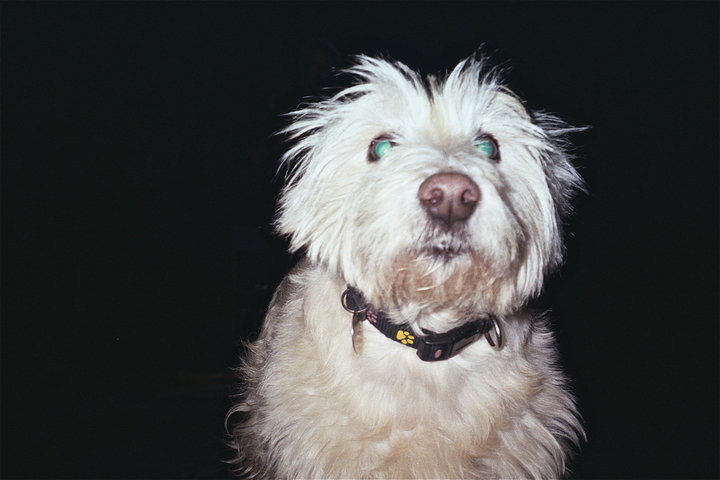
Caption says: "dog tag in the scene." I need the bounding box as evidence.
[351,311,365,354]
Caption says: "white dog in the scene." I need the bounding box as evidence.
[227,55,584,479]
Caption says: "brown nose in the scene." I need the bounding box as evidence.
[418,172,480,228]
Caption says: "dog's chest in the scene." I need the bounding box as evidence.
[273,332,509,476]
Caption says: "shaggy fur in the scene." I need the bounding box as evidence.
[227,55,584,479]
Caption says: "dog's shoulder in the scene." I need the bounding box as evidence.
[257,257,313,338]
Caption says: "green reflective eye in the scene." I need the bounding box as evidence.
[474,136,499,161]
[368,136,395,162]
[373,140,393,158]
[475,140,494,156]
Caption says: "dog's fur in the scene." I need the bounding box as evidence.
[227,55,583,479]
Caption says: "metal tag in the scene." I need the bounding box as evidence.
[351,311,365,354]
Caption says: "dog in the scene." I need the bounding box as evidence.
[227,55,584,479]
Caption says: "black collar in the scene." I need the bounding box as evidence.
[341,286,502,362]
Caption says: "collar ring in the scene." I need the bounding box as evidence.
[484,316,503,349]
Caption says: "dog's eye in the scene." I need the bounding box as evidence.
[368,136,395,162]
[474,135,500,161]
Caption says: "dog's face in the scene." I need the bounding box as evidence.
[277,56,581,323]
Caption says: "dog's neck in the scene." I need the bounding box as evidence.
[341,286,502,362]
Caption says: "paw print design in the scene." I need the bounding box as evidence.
[366,309,378,324]
[396,330,415,345]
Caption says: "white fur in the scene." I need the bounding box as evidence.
[228,55,584,479]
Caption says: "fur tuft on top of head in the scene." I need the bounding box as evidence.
[275,54,582,323]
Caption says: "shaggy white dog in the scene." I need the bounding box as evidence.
[227,55,584,479]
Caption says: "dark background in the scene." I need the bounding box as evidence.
[2,2,717,479]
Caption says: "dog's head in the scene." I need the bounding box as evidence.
[276,56,582,324]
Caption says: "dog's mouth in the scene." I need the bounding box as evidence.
[420,230,472,260]
[427,243,465,259]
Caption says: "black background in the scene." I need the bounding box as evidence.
[2,2,718,479]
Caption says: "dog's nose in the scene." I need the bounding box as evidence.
[418,172,480,228]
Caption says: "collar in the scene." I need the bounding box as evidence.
[341,286,502,362]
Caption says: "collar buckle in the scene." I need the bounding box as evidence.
[415,321,488,361]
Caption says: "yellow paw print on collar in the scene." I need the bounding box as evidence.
[396,330,415,345]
